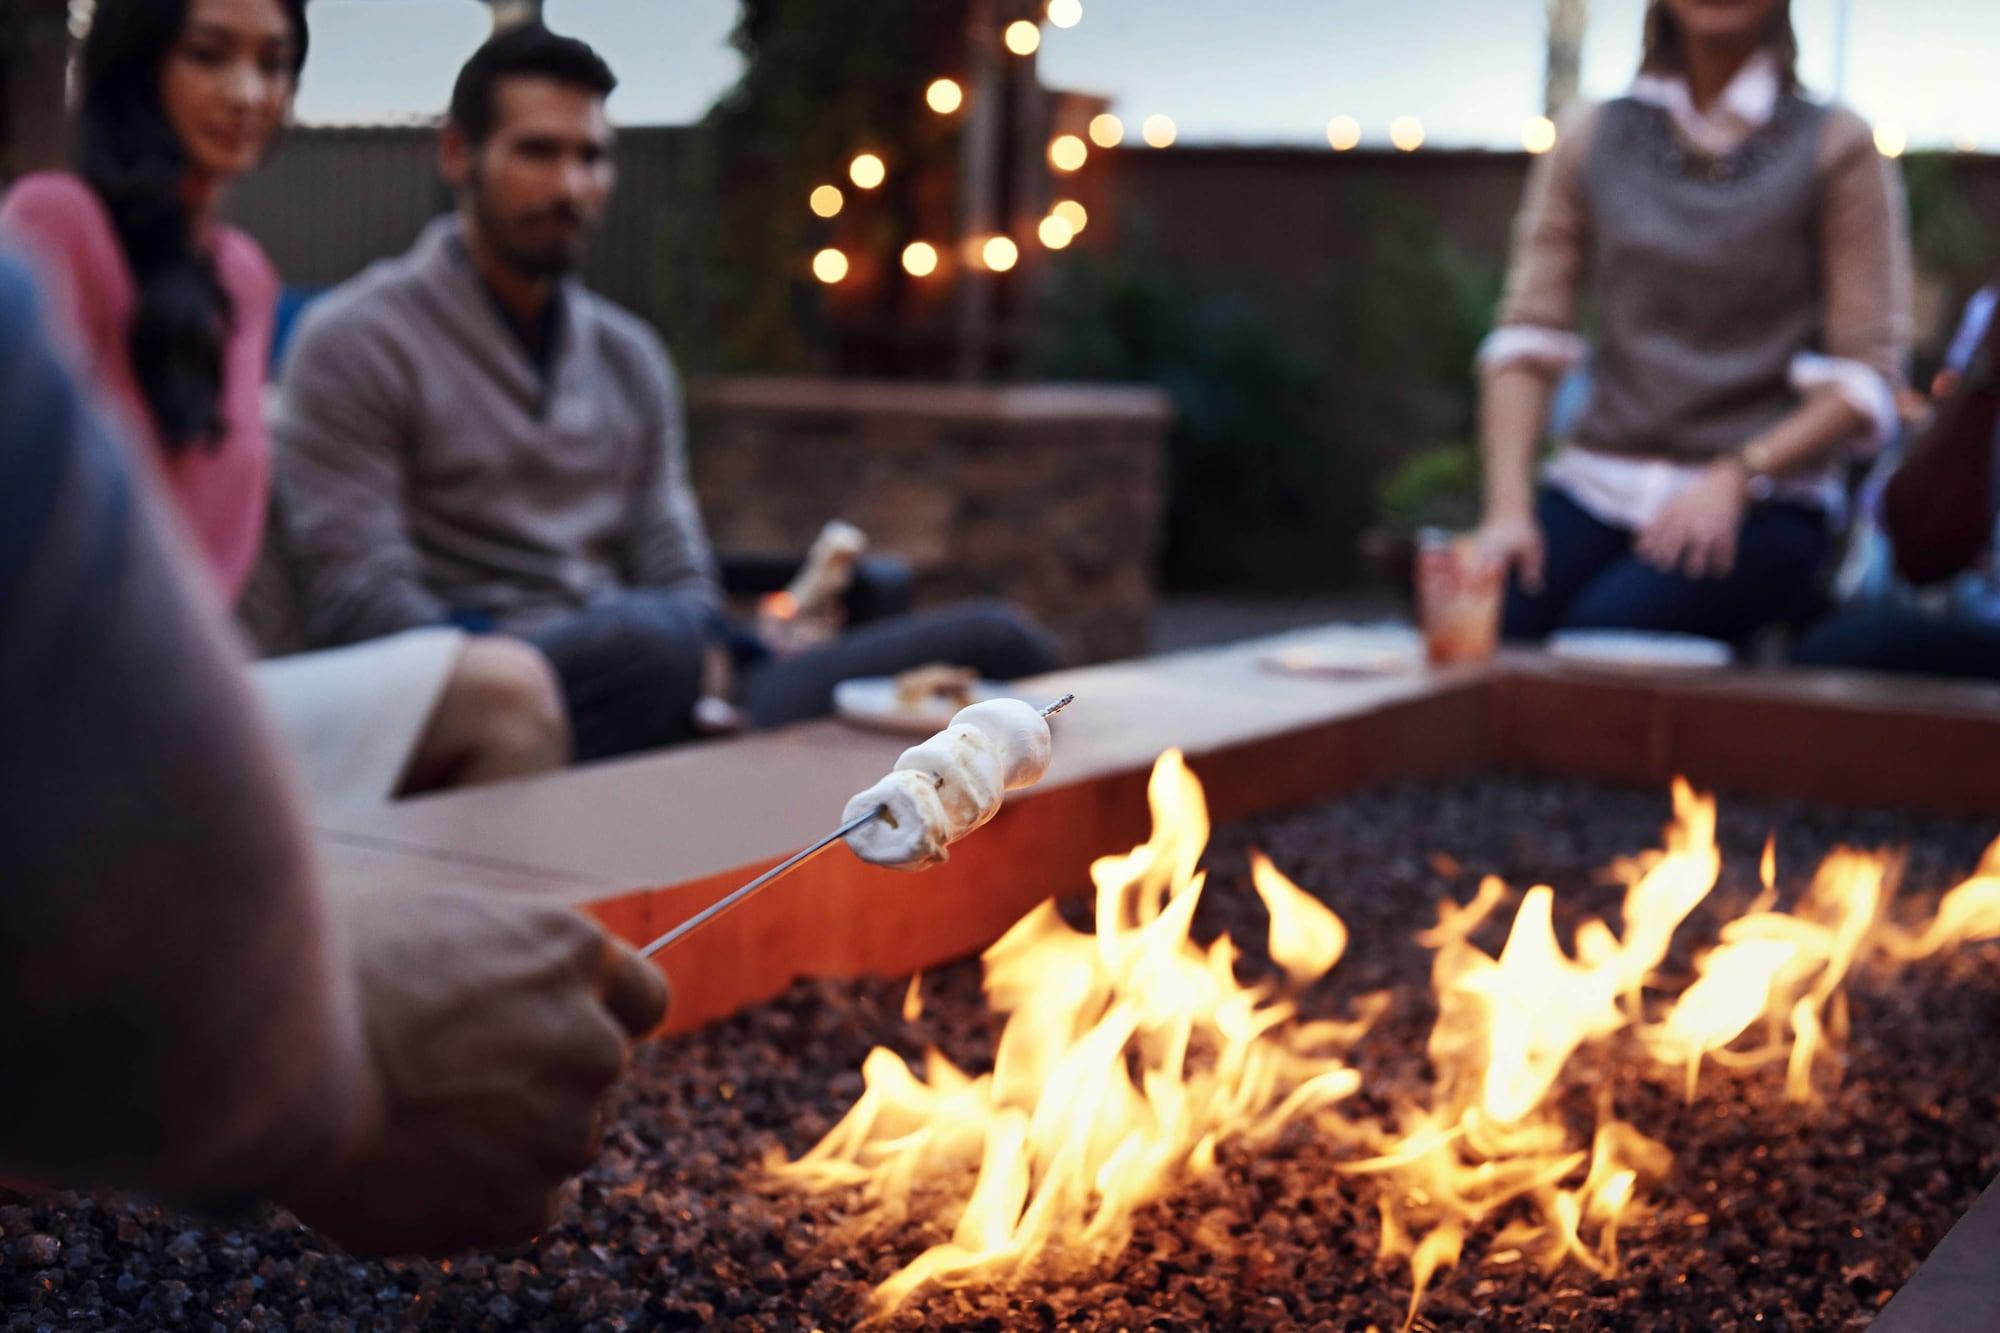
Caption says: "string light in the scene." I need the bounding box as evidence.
[849,152,887,189]
[1142,114,1177,148]
[809,185,844,218]
[1038,214,1076,250]
[1049,134,1089,172]
[1874,121,1908,158]
[812,248,849,284]
[926,78,964,115]
[1047,0,1083,28]
[902,242,940,277]
[1389,115,1425,152]
[1089,113,1125,148]
[1052,199,1088,234]
[1522,115,1558,155]
[1004,20,1041,55]
[1326,115,1361,151]
[982,236,1020,272]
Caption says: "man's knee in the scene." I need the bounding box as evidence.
[543,597,709,698]
[453,636,571,770]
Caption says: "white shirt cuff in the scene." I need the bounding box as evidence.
[1477,326,1588,375]
[1789,353,1898,457]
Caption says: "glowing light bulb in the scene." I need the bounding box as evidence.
[982,235,1020,272]
[849,153,886,189]
[1088,113,1125,148]
[1052,199,1088,234]
[1038,214,1075,250]
[926,79,964,115]
[1142,114,1177,148]
[1390,116,1425,152]
[1523,116,1558,155]
[1049,134,1089,172]
[809,184,844,218]
[1004,20,1041,56]
[1326,115,1361,151]
[902,242,940,277]
[1047,0,1083,28]
[812,248,849,284]
[1874,121,1908,158]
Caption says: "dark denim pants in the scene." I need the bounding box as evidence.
[1503,486,1830,645]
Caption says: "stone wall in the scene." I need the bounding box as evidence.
[689,378,1172,665]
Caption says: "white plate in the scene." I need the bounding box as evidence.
[833,676,1013,735]
[1261,625,1425,679]
[1546,631,1733,671]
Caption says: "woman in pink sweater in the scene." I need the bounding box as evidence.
[2,0,566,801]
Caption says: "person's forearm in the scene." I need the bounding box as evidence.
[1740,392,1870,480]
[1883,363,2000,585]
[1479,363,1556,518]
[0,346,366,1208]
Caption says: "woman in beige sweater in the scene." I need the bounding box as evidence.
[1474,0,1911,646]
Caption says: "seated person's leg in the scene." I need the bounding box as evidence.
[1558,503,1829,643]
[399,636,571,795]
[744,600,1059,729]
[525,591,711,762]
[1502,488,1632,642]
[1793,605,2000,680]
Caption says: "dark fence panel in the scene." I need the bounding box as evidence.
[227,124,693,322]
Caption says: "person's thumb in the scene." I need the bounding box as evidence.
[598,936,670,1039]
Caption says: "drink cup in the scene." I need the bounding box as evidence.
[1415,529,1502,666]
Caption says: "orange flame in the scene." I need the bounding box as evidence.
[772,750,1367,1314]
[776,761,2000,1323]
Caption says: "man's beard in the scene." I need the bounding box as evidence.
[470,181,589,279]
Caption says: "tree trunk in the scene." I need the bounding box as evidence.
[2,0,72,177]
[1544,0,1589,119]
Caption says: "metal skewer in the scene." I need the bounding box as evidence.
[638,694,1074,959]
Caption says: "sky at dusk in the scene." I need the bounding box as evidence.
[295,0,2000,151]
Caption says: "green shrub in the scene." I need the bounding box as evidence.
[1035,252,1376,592]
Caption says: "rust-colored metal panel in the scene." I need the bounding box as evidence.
[1495,661,2000,817]
[1491,665,1672,789]
[585,764,1158,1035]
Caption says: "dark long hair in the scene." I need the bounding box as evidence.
[1641,0,1799,95]
[75,0,308,454]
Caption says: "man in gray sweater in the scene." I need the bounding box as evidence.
[275,26,1052,762]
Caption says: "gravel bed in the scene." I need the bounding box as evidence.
[5,776,1999,1332]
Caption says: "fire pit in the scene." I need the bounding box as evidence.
[7,766,1999,1329]
[9,645,2000,1328]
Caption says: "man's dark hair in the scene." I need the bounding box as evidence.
[448,24,617,144]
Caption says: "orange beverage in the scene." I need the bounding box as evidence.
[1415,529,1502,666]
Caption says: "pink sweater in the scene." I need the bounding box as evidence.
[0,172,279,602]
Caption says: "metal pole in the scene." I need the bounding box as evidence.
[953,0,1004,381]
[486,0,544,33]
[1543,0,1589,119]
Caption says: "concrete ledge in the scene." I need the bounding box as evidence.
[315,636,2000,1035]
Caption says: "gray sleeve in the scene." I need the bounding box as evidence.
[0,257,366,1210]
[272,302,450,646]
[621,335,721,606]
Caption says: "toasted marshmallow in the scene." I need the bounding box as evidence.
[843,770,953,871]
[842,697,1057,871]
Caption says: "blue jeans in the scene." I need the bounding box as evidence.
[1793,605,2000,681]
[1503,486,1831,643]
[528,591,1058,763]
